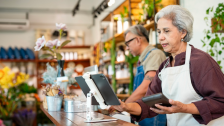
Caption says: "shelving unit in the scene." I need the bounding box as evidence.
[95,0,179,100]
[0,59,36,62]
[116,77,130,84]
[0,45,92,91]
[36,46,91,89]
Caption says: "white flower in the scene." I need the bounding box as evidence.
[52,39,61,47]
[56,23,67,30]
[46,41,54,48]
[34,36,45,51]
[46,39,61,49]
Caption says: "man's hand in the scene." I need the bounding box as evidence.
[108,106,116,114]
[150,99,188,114]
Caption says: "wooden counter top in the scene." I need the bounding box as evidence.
[40,105,138,126]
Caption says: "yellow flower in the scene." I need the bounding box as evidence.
[0,67,29,89]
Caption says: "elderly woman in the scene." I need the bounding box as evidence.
[112,5,224,126]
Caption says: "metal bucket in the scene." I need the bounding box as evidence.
[64,100,86,113]
[46,96,63,111]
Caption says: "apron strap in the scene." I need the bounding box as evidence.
[142,48,157,62]
[185,44,192,65]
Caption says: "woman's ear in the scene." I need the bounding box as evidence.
[181,30,187,39]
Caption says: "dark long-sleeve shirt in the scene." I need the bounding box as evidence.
[131,45,224,125]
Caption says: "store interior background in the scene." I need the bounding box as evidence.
[0,0,223,125]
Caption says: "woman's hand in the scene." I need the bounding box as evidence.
[150,99,188,114]
[111,99,127,112]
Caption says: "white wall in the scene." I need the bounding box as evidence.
[0,0,104,48]
[180,0,224,71]
[0,30,35,48]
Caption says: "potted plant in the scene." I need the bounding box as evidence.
[201,3,224,71]
[34,23,73,94]
[141,0,163,22]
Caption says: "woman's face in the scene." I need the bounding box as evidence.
[157,18,186,54]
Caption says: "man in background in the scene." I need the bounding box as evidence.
[109,25,167,126]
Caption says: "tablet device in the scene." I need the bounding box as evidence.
[75,74,120,106]
[142,93,172,108]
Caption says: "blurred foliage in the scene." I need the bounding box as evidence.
[202,3,224,70]
[0,87,21,120]
[125,54,139,94]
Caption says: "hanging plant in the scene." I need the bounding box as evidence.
[201,3,224,70]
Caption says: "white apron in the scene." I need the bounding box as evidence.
[158,44,224,126]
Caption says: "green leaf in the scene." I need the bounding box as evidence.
[206,8,210,14]
[211,7,213,12]
[209,39,215,47]
[201,39,205,44]
[47,48,54,53]
[204,17,208,21]
[206,35,211,40]
[59,40,71,49]
[207,30,210,34]
[0,105,8,117]
[104,47,107,52]
[203,43,206,47]
[56,53,62,60]
[209,49,214,56]
[222,47,224,50]
[155,0,162,4]
[39,53,54,59]
[219,50,222,55]
[217,60,221,65]
[124,6,128,15]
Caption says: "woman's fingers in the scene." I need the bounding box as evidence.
[150,107,166,114]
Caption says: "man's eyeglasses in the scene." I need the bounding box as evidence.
[125,37,137,47]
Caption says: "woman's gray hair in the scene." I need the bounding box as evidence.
[124,25,149,42]
[155,5,193,42]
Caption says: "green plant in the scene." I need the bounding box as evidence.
[110,38,117,93]
[142,0,163,20]
[17,83,37,94]
[0,87,21,120]
[125,54,139,94]
[120,6,129,23]
[201,3,224,70]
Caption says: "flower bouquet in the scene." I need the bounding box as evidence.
[0,66,29,122]
[42,85,64,111]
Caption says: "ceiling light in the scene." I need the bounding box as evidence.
[94,13,97,18]
[108,0,115,7]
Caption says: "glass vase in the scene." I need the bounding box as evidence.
[57,60,65,77]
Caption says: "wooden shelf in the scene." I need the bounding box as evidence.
[103,59,111,63]
[116,77,130,84]
[0,59,36,62]
[144,21,155,30]
[115,60,126,64]
[102,0,142,22]
[37,59,90,62]
[62,45,91,49]
[103,21,154,44]
[117,94,130,98]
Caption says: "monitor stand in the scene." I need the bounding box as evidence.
[85,91,118,122]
